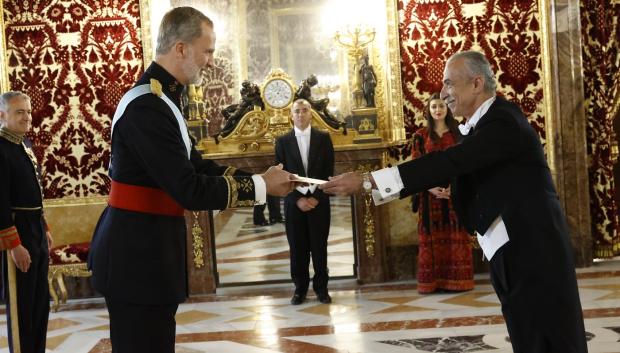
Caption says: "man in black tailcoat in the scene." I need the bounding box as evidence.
[320,51,588,353]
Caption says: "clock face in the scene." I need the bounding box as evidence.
[263,79,293,109]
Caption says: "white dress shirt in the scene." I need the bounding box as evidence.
[372,96,508,260]
[294,126,317,195]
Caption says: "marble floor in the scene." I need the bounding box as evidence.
[1,260,619,352]
[214,196,355,284]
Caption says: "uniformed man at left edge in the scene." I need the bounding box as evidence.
[0,91,53,353]
[87,6,295,353]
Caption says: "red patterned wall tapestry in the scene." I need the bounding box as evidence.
[3,0,143,198]
[397,0,544,160]
[581,0,620,257]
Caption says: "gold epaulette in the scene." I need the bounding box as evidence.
[223,176,255,208]
[150,78,163,97]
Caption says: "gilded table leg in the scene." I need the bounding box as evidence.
[48,267,60,312]
[55,272,68,305]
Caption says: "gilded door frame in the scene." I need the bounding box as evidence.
[0,0,8,92]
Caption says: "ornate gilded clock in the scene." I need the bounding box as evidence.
[261,77,294,109]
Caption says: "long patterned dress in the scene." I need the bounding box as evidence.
[411,127,474,294]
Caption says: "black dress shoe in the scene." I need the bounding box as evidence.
[317,293,332,304]
[290,293,306,305]
[253,220,271,226]
[269,217,285,224]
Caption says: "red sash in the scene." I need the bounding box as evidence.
[108,180,184,217]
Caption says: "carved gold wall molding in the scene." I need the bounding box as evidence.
[0,0,7,92]
[362,193,376,258]
[371,47,388,134]
[385,0,406,143]
[191,211,205,269]
[356,163,380,258]
[139,0,154,68]
[538,0,558,177]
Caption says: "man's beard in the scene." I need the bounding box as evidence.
[183,61,204,85]
[182,48,205,85]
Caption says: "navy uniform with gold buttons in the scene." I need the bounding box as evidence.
[0,127,50,353]
[88,62,257,352]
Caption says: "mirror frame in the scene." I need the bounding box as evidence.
[137,0,407,145]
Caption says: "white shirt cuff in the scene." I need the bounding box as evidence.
[476,216,510,261]
[251,174,267,205]
[371,167,404,199]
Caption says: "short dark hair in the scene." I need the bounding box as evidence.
[156,7,213,56]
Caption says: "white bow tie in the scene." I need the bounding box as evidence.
[295,130,310,137]
[458,122,475,135]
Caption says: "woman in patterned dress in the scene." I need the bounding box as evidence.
[411,93,474,294]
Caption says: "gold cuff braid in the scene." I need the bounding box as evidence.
[223,176,255,208]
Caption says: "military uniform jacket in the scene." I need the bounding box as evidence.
[0,128,47,254]
[89,62,256,304]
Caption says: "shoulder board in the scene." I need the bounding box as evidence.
[150,78,163,97]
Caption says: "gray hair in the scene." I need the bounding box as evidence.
[155,7,213,56]
[0,91,30,112]
[448,51,497,93]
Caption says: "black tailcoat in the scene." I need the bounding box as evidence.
[399,97,587,353]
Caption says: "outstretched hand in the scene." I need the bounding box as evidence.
[262,164,295,197]
[319,172,363,196]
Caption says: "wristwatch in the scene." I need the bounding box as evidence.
[362,172,373,193]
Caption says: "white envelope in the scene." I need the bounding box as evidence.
[292,175,328,185]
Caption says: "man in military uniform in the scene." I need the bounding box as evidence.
[0,91,53,353]
[87,6,294,353]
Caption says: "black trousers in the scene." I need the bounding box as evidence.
[253,196,282,224]
[489,245,588,353]
[3,212,49,353]
[284,200,330,295]
[105,297,179,353]
[4,250,49,353]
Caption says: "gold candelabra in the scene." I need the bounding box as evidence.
[334,26,375,109]
[187,84,208,122]
[334,26,376,61]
